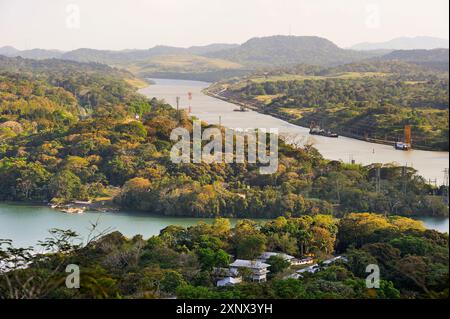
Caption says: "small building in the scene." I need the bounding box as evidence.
[257,252,295,263]
[217,277,242,287]
[285,273,302,280]
[291,257,314,266]
[297,264,320,275]
[258,252,314,267]
[294,256,348,278]
[322,256,347,266]
[229,259,271,283]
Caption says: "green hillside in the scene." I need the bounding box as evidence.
[207,61,449,150]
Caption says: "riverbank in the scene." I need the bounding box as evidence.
[140,78,449,185]
[0,203,448,249]
[0,203,267,248]
[49,199,120,214]
[202,85,444,152]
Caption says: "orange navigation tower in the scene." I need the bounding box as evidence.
[404,125,412,148]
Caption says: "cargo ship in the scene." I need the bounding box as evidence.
[309,124,339,138]
[233,105,250,112]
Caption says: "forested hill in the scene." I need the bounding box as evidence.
[2,37,448,82]
[205,36,377,67]
[0,36,380,77]
[0,55,135,78]
[0,57,448,218]
[377,48,450,71]
[1,214,448,299]
[350,36,449,51]
[0,44,240,64]
[208,59,449,151]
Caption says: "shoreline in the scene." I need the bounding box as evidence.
[141,78,449,185]
[0,200,120,215]
[202,86,447,153]
[1,201,448,220]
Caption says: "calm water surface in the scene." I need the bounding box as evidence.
[0,203,249,248]
[0,204,447,248]
[139,79,449,185]
[1,79,448,248]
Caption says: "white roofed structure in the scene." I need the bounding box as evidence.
[229,259,271,283]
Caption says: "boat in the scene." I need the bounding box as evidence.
[50,203,86,214]
[395,142,411,151]
[395,126,412,151]
[326,131,339,138]
[233,105,250,112]
[309,125,339,138]
[60,207,85,214]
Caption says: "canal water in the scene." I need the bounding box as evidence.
[0,204,448,248]
[1,79,448,249]
[139,78,449,185]
[0,203,235,248]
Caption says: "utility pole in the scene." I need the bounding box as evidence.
[402,165,407,196]
[336,179,341,204]
[376,167,381,193]
[188,92,192,114]
[433,179,437,196]
[443,168,449,205]
[349,154,355,165]
[176,96,180,122]
[429,179,438,196]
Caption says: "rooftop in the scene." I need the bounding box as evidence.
[230,259,271,269]
[258,252,295,261]
[217,277,242,287]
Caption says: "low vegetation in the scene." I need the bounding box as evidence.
[0,57,448,218]
[208,61,449,150]
[0,54,448,301]
[1,214,447,299]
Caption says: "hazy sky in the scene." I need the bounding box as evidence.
[0,0,448,51]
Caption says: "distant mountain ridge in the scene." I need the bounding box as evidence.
[0,43,240,64]
[377,48,449,71]
[205,35,377,66]
[0,47,64,60]
[1,36,379,66]
[1,36,448,80]
[351,36,449,51]
[0,46,20,56]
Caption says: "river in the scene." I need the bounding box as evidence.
[139,78,449,185]
[0,203,238,248]
[0,79,448,248]
[0,204,448,248]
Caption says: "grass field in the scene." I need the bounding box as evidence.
[124,77,150,89]
[250,72,388,83]
[120,54,243,76]
[254,94,282,105]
